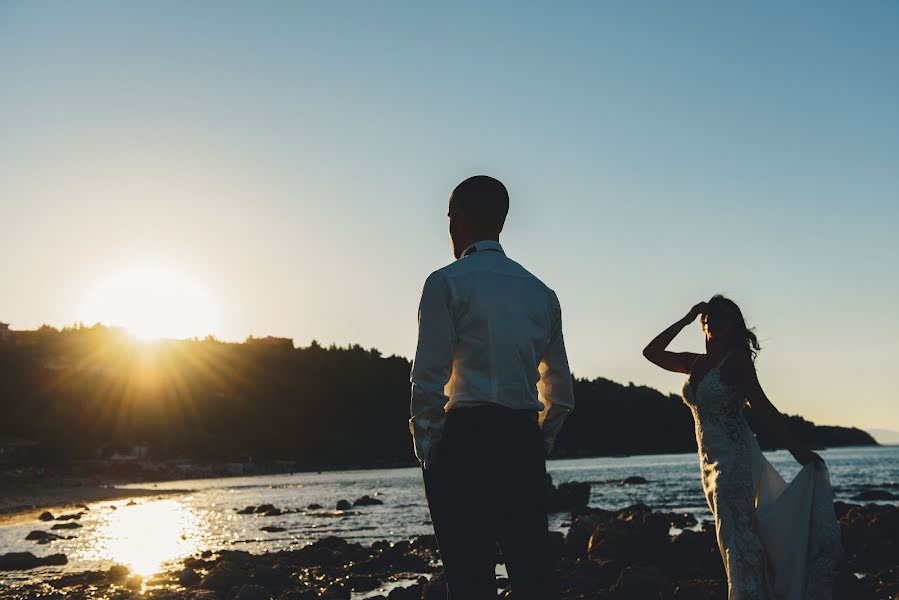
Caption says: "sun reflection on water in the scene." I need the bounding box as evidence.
[84,499,203,577]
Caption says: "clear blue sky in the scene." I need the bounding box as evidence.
[1,2,897,432]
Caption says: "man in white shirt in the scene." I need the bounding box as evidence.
[410,175,575,599]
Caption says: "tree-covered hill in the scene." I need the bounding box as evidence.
[0,324,876,469]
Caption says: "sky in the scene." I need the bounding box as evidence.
[1,2,897,433]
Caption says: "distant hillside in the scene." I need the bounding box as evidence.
[867,429,899,445]
[0,324,877,470]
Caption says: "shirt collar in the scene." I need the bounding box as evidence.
[461,240,505,258]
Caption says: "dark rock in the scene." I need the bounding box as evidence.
[353,495,384,507]
[0,551,68,570]
[262,508,283,517]
[547,481,591,513]
[237,584,272,600]
[387,583,421,599]
[620,476,649,485]
[237,506,256,515]
[335,499,352,511]
[611,564,672,596]
[566,511,608,558]
[410,534,439,552]
[839,502,899,572]
[343,574,381,591]
[25,530,63,543]
[321,582,350,599]
[200,563,244,591]
[673,578,727,600]
[668,529,723,579]
[307,503,323,510]
[854,489,898,501]
[107,564,130,580]
[260,526,286,533]
[38,511,55,521]
[255,504,276,514]
[56,512,83,520]
[179,567,202,587]
[51,522,82,530]
[588,504,669,564]
[421,570,447,600]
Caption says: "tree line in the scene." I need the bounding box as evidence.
[0,324,876,469]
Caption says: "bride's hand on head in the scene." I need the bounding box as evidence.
[687,302,709,321]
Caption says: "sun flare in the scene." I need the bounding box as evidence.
[79,263,220,341]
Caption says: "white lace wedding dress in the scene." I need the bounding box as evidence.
[682,353,842,600]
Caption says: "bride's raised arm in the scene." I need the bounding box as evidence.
[642,303,706,373]
[734,351,824,467]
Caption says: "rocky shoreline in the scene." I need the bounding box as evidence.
[2,499,895,600]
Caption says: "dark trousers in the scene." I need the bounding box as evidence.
[422,405,558,600]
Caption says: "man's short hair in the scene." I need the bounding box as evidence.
[449,175,509,232]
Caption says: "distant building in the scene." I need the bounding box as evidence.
[246,335,294,348]
[0,323,10,343]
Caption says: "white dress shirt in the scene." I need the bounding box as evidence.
[409,240,575,468]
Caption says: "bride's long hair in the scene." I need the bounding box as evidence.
[708,295,761,360]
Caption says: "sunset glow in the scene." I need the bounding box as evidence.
[79,264,220,341]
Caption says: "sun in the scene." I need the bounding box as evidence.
[79,263,220,341]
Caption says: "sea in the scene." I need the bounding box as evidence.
[1,445,896,595]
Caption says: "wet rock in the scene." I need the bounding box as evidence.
[343,574,381,591]
[307,503,323,510]
[38,511,55,521]
[839,502,899,572]
[611,564,672,596]
[566,511,608,557]
[335,499,352,511]
[237,583,272,600]
[261,526,286,533]
[387,583,421,599]
[588,504,669,564]
[321,582,350,599]
[107,564,130,580]
[673,578,727,599]
[237,506,257,514]
[262,508,283,517]
[410,534,438,552]
[619,476,648,485]
[669,512,699,530]
[421,570,447,600]
[668,529,722,579]
[179,567,202,587]
[25,530,64,543]
[0,551,68,570]
[546,480,591,513]
[200,563,244,591]
[854,489,898,501]
[353,495,383,507]
[255,504,276,514]
[51,522,82,530]
[56,512,83,520]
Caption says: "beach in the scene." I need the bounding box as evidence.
[2,448,896,599]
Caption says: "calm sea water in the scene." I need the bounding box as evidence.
[1,445,896,592]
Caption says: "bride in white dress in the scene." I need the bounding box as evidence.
[643,295,841,600]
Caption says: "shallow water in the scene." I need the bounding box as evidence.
[1,445,895,591]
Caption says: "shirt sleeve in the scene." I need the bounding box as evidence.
[409,271,455,469]
[537,292,575,453]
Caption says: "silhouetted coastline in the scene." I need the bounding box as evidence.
[0,324,876,481]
